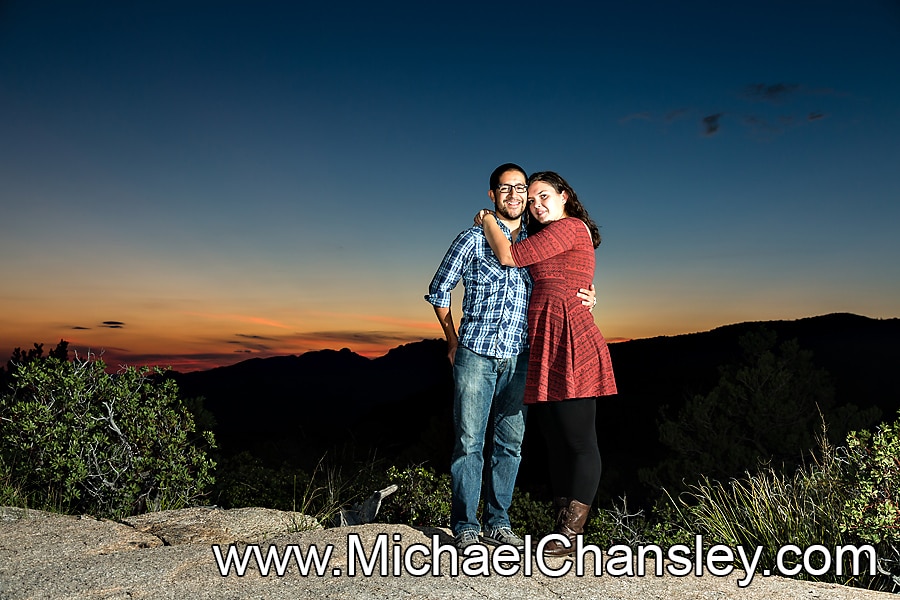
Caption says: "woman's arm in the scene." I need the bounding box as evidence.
[481,214,517,266]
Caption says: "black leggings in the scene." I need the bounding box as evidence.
[538,397,602,505]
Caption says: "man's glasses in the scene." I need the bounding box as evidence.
[496,184,527,194]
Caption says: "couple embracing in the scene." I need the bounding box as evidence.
[426,163,617,556]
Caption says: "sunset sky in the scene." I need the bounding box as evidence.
[2,1,898,372]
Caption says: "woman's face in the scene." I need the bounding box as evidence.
[527,180,567,224]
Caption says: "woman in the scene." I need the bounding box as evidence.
[479,171,617,556]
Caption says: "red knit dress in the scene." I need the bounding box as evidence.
[510,217,617,404]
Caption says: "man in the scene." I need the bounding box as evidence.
[425,163,595,549]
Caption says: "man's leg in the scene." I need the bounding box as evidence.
[483,350,528,532]
[450,346,497,537]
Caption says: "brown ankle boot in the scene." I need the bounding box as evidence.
[531,498,570,551]
[542,499,590,557]
[552,497,569,525]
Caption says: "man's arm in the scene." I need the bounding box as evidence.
[426,230,474,366]
[433,306,459,365]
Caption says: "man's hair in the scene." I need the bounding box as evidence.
[489,163,527,191]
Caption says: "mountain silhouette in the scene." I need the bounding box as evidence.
[172,338,454,464]
[172,313,900,502]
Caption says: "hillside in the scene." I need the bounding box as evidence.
[173,313,900,502]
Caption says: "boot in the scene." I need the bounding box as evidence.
[531,497,569,551]
[552,497,569,525]
[542,499,590,557]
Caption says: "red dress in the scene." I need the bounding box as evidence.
[510,217,617,404]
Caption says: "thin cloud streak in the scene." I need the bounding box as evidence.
[184,312,293,329]
[619,81,838,139]
[310,311,444,332]
[742,82,800,103]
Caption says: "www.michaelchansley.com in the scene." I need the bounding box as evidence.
[211,533,879,588]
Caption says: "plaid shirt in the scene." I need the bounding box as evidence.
[425,221,531,358]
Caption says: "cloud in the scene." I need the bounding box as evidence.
[71,326,90,330]
[225,335,273,352]
[621,82,839,141]
[702,113,724,136]
[303,330,419,346]
[742,82,800,103]
[100,321,125,329]
[741,110,825,138]
[219,330,419,354]
[186,312,292,329]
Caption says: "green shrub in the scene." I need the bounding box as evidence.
[506,489,553,538]
[657,430,895,590]
[645,329,879,492]
[215,452,313,511]
[376,464,451,527]
[0,354,216,519]
[214,452,346,528]
[842,411,900,544]
[841,411,900,584]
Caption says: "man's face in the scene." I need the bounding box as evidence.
[488,169,528,221]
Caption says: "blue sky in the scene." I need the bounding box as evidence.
[1,0,898,370]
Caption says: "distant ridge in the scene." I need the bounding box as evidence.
[172,313,900,500]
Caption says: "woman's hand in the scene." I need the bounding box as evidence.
[474,209,495,226]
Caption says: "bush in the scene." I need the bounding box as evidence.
[0,353,216,519]
[841,411,900,583]
[645,329,879,492]
[214,451,347,528]
[376,465,451,527]
[657,428,896,590]
[507,489,553,538]
[842,411,900,544]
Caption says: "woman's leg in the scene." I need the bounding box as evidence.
[537,402,567,498]
[540,397,601,557]
[545,397,602,504]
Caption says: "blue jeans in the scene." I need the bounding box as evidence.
[450,346,528,535]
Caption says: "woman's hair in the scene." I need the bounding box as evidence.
[526,171,601,248]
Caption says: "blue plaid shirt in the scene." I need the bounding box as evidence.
[425,221,532,358]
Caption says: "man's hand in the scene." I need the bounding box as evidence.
[578,284,597,312]
[447,339,458,366]
[433,305,459,365]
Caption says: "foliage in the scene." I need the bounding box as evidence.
[841,411,900,544]
[376,464,451,527]
[670,455,844,573]
[0,340,70,391]
[645,328,879,492]
[215,455,453,529]
[507,489,553,538]
[0,351,216,519]
[584,496,649,547]
[839,411,900,585]
[214,451,346,529]
[655,429,896,590]
[215,452,312,510]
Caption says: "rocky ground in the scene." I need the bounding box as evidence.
[0,506,894,599]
